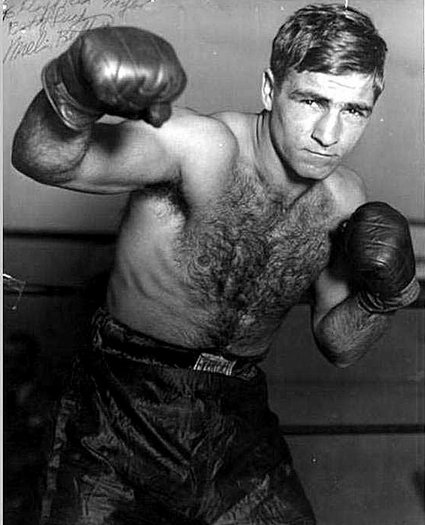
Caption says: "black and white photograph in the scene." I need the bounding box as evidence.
[3,1,424,523]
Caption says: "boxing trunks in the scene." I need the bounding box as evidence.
[40,308,316,524]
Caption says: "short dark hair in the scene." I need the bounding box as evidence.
[270,3,388,101]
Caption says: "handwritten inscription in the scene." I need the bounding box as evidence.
[103,0,154,18]
[3,0,157,63]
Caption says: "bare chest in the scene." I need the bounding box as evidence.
[176,168,336,335]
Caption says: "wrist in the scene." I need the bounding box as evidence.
[42,58,104,131]
[356,276,420,314]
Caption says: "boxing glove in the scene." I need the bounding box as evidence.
[42,26,187,130]
[343,201,420,313]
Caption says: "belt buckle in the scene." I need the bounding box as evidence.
[193,352,236,376]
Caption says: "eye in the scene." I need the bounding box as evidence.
[345,107,369,119]
[300,99,323,111]
[348,108,362,117]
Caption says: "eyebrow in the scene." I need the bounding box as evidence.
[289,89,373,115]
[344,102,373,116]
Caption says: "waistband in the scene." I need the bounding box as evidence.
[90,308,258,380]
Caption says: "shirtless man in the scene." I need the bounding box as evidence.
[12,4,419,524]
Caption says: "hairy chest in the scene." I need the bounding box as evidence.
[176,167,336,320]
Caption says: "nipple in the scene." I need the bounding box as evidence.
[197,255,211,267]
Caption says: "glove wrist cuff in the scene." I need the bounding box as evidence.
[42,59,104,131]
[357,276,420,314]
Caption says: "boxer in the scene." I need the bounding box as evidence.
[12,4,419,524]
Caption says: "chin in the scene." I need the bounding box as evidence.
[282,153,339,182]
[294,163,335,181]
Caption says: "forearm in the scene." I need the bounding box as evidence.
[314,294,392,368]
[12,90,91,184]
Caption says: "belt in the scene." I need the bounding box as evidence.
[91,311,257,378]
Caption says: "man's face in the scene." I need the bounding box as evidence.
[263,69,376,180]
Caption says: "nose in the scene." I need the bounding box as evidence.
[312,109,341,148]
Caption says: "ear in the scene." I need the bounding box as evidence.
[261,68,275,111]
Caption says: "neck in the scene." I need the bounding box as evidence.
[252,110,314,200]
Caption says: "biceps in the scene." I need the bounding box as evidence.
[60,122,177,194]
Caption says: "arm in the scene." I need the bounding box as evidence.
[12,91,181,193]
[11,27,187,194]
[312,258,392,368]
[312,203,419,368]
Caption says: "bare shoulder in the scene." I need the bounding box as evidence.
[211,110,255,144]
[325,165,367,220]
[116,107,238,156]
[167,107,239,156]
[153,107,241,203]
[211,110,251,128]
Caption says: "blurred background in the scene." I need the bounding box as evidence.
[3,1,424,523]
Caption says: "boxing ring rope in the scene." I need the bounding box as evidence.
[4,280,425,309]
[6,228,425,303]
[280,423,424,435]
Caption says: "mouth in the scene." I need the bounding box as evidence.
[305,149,336,158]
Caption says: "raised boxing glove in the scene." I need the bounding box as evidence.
[343,201,420,313]
[42,26,187,130]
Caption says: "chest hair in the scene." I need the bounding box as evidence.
[175,164,335,342]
